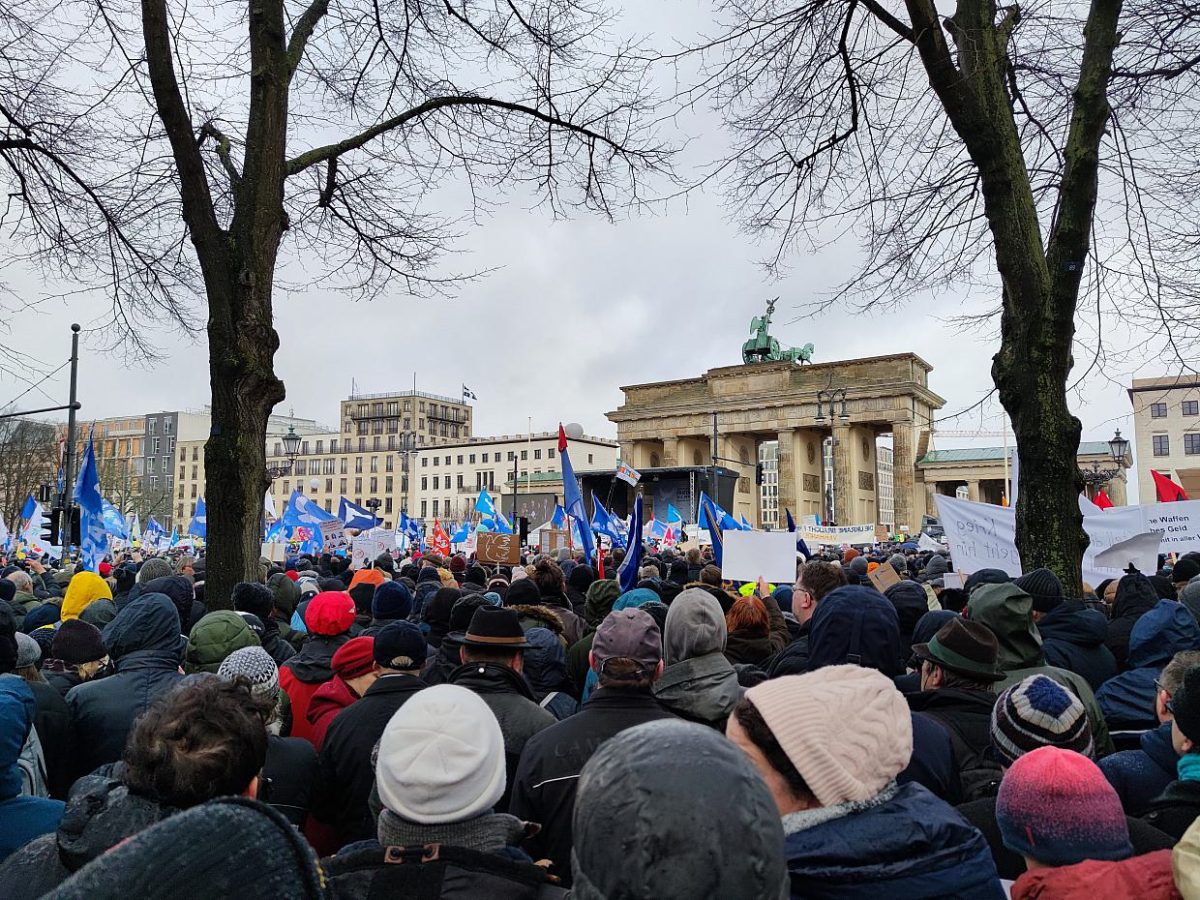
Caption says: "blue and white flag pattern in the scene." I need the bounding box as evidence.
[73,435,107,571]
[188,497,207,539]
[338,496,381,530]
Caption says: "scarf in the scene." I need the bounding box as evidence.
[376,809,526,854]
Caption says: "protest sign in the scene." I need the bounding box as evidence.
[918,532,942,552]
[260,542,285,563]
[868,563,901,593]
[319,520,347,550]
[1094,531,1162,574]
[477,531,520,565]
[350,533,391,569]
[933,495,1022,577]
[942,572,964,589]
[1144,501,1200,555]
[722,530,797,583]
[542,529,570,553]
[798,522,877,546]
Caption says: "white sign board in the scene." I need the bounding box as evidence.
[319,520,347,549]
[350,534,391,570]
[918,532,943,553]
[798,522,877,546]
[1094,531,1163,575]
[933,495,1023,577]
[722,530,799,583]
[260,542,285,563]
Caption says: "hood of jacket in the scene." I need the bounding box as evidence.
[307,674,358,727]
[124,576,195,631]
[1128,599,1200,668]
[102,593,186,667]
[652,652,740,724]
[0,675,35,800]
[967,582,1044,670]
[583,579,621,628]
[61,572,113,621]
[1112,573,1159,620]
[185,610,262,673]
[510,604,564,638]
[1011,849,1175,900]
[268,573,301,617]
[807,585,905,677]
[282,633,349,683]
[884,580,928,644]
[53,776,174,874]
[449,661,537,701]
[522,626,572,696]
[1141,721,1179,772]
[1037,600,1109,648]
[663,588,727,665]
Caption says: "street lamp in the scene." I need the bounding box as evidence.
[814,388,850,425]
[1079,429,1130,489]
[266,425,302,480]
[365,497,382,526]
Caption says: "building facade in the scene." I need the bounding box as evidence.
[1129,375,1200,500]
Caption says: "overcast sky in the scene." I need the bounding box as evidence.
[0,0,1153,499]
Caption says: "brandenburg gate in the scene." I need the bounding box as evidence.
[607,351,945,532]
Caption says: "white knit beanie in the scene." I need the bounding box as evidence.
[375,684,506,824]
[745,665,913,806]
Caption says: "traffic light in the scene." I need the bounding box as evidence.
[48,507,80,546]
[517,516,530,543]
[755,463,765,485]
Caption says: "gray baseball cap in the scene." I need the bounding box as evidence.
[592,609,662,676]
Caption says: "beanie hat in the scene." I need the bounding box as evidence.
[745,665,912,806]
[373,620,427,668]
[1174,558,1200,583]
[217,646,280,702]
[888,554,907,574]
[304,592,356,636]
[449,556,467,575]
[847,556,868,576]
[1171,664,1200,745]
[1181,580,1200,624]
[991,674,1093,767]
[137,557,173,583]
[375,684,505,824]
[371,580,413,621]
[51,618,107,665]
[996,746,1131,866]
[1012,568,1064,614]
[15,632,40,668]
[331,636,376,679]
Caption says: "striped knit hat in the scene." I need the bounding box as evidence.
[991,674,1093,767]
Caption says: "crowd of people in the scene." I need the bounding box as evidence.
[3,541,1200,896]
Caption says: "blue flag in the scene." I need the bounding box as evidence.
[169,526,179,548]
[265,519,285,543]
[699,492,725,568]
[618,495,644,592]
[450,521,470,543]
[739,514,753,531]
[74,434,106,571]
[475,489,498,517]
[666,503,683,524]
[188,497,207,539]
[785,508,812,559]
[100,500,130,540]
[338,496,381,530]
[558,425,595,563]
[19,495,37,524]
[647,518,669,541]
[281,489,338,532]
[589,492,626,549]
[550,504,567,529]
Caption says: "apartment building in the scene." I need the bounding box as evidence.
[1129,374,1200,500]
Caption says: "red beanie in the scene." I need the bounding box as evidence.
[332,636,376,679]
[305,591,357,636]
[285,570,299,582]
[98,562,113,577]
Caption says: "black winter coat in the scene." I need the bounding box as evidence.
[1106,574,1158,670]
[1038,601,1119,690]
[765,621,811,677]
[508,688,675,885]
[1143,778,1200,840]
[905,688,999,800]
[28,679,70,799]
[265,734,318,827]
[64,595,185,781]
[314,674,426,848]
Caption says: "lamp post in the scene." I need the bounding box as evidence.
[814,389,851,523]
[263,425,303,538]
[365,497,382,528]
[1078,429,1130,494]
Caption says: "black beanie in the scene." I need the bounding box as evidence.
[0,580,15,605]
[1173,664,1200,745]
[0,605,16,673]
[51,618,108,664]
[1174,558,1200,584]
[1012,568,1064,613]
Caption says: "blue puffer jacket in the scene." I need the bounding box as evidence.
[783,781,1004,899]
[1097,600,1200,729]
[0,677,63,860]
[1099,721,1178,816]
[1038,600,1118,691]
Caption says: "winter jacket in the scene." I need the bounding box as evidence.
[1144,778,1200,840]
[906,688,1000,801]
[508,688,675,884]
[521,628,578,720]
[531,593,586,646]
[510,604,569,647]
[806,585,906,676]
[1011,850,1181,900]
[783,781,1003,899]
[650,588,740,730]
[904,711,964,804]
[563,580,621,689]
[958,795,1175,880]
[65,594,185,781]
[323,839,565,899]
[265,734,319,828]
[41,662,82,699]
[1174,816,1200,898]
[765,620,811,677]
[279,632,350,744]
[26,678,70,800]
[185,610,262,674]
[421,638,462,687]
[0,775,171,897]
[1038,600,1119,690]
[124,576,202,634]
[1098,600,1200,730]
[724,630,776,666]
[969,583,1113,755]
[449,662,555,809]
[306,676,360,752]
[1107,573,1159,670]
[1101,722,1179,816]
[314,674,426,848]
[884,580,930,646]
[0,677,63,861]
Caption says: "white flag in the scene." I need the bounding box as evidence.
[615,463,641,486]
[264,490,278,520]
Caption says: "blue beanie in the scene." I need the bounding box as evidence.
[372,580,413,621]
[614,588,659,611]
[23,603,61,634]
[772,585,794,614]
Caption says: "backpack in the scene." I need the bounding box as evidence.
[19,724,50,798]
[941,721,1002,802]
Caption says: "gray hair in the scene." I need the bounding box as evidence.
[6,570,32,592]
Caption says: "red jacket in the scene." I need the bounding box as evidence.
[279,667,327,745]
[1012,851,1181,900]
[306,676,358,751]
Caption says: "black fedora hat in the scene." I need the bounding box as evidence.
[459,606,531,650]
[912,617,1004,681]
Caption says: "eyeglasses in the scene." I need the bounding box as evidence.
[1157,681,1175,713]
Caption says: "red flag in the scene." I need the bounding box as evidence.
[557,423,568,453]
[1093,490,1115,510]
[1152,470,1189,502]
[431,519,451,556]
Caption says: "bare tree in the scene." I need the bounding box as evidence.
[684,0,1200,591]
[11,0,666,604]
[0,417,57,528]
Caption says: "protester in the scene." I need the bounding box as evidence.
[520,626,578,720]
[1144,663,1200,839]
[766,560,847,676]
[233,581,295,664]
[1021,567,1119,690]
[41,619,108,698]
[571,717,788,899]
[723,595,775,666]
[564,578,620,688]
[509,608,673,883]
[997,746,1178,899]
[362,580,412,636]
[322,684,564,898]
[184,610,262,674]
[306,636,377,751]
[0,677,63,860]
[279,590,356,744]
[1107,572,1160,670]
[315,621,428,847]
[730,666,1002,898]
[651,587,740,730]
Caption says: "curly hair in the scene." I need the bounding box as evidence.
[123,677,270,809]
[532,558,566,597]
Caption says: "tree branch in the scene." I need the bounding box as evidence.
[859,0,915,42]
[198,121,242,190]
[287,0,330,77]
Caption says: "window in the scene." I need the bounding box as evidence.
[340,478,347,493]
[190,484,197,498]
[323,459,335,475]
[388,435,396,450]
[148,418,156,434]
[421,501,428,518]
[457,475,464,489]
[370,456,378,473]
[340,458,348,475]
[521,449,528,461]
[386,456,393,472]
[588,453,594,464]
[1187,434,1200,455]
[548,448,555,459]
[358,421,369,436]
[1151,402,1168,418]
[358,438,366,452]
[508,451,516,462]
[164,418,172,433]
[316,440,324,454]
[481,452,489,463]
[294,459,306,476]
[457,454,464,465]
[355,458,363,474]
[193,447,199,461]
[421,477,428,490]
[301,441,309,455]
[147,457,156,474]
[385,477,393,493]
[331,439,338,453]
[1186,401,1199,417]
[151,436,160,454]
[1154,435,1170,456]
[534,448,542,460]
[469,453,476,464]
[432,500,440,517]
[370,477,378,492]
[354,477,362,493]
[387,419,398,433]
[149,475,158,491]
[387,401,398,416]
[433,476,440,489]
[192,465,198,480]
[385,498,393,514]
[326,478,333,493]
[422,457,429,467]
[432,456,440,466]
[168,438,175,453]
[273,442,282,456]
